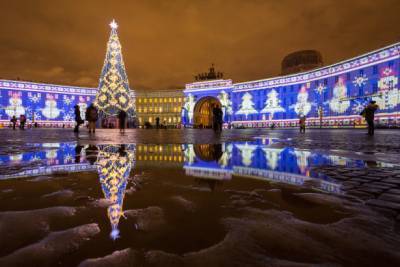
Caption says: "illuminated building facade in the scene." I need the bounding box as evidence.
[136,144,184,167]
[0,79,97,127]
[135,90,184,127]
[183,43,400,128]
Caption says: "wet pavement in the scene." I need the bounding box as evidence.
[0,128,400,266]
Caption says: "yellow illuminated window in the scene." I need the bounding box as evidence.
[139,118,142,122]
[155,98,158,103]
[173,98,177,102]
[178,98,182,102]
[144,108,147,113]
[149,98,153,103]
[144,98,147,103]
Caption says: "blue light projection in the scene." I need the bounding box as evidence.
[183,43,400,127]
[0,80,97,127]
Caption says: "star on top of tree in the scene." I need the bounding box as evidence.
[109,19,118,29]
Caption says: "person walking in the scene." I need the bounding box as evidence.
[299,115,306,133]
[74,105,83,133]
[10,115,17,130]
[155,117,160,129]
[85,103,98,134]
[360,100,379,136]
[118,109,127,133]
[19,114,26,130]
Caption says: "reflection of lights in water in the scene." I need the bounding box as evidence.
[42,143,60,148]
[325,155,348,166]
[235,143,257,167]
[184,144,196,165]
[96,145,135,240]
[218,143,232,168]
[46,150,58,159]
[262,148,284,170]
[292,150,313,173]
[10,154,23,162]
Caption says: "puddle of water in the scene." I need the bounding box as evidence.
[0,139,398,266]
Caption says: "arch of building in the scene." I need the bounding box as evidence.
[193,96,221,128]
[183,43,400,128]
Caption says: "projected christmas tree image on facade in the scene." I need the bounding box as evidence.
[95,20,135,117]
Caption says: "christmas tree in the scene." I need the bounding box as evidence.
[96,144,135,240]
[235,92,258,118]
[261,89,285,119]
[95,20,135,116]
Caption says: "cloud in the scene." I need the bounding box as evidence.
[0,0,398,89]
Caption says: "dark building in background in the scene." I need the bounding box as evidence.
[281,50,323,75]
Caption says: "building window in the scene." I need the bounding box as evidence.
[373,82,378,93]
[138,98,142,103]
[373,66,378,75]
[144,98,147,103]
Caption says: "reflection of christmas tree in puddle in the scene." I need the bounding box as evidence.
[96,144,136,240]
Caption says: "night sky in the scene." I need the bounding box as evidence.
[0,0,399,90]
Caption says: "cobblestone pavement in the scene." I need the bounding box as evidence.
[312,166,400,221]
[1,127,399,161]
[1,127,400,221]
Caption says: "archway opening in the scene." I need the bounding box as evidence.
[193,97,221,128]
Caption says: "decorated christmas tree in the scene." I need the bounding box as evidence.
[235,92,258,118]
[96,144,135,240]
[261,89,285,119]
[95,20,135,116]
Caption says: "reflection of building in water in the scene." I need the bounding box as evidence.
[96,144,136,240]
[0,142,96,180]
[183,144,233,190]
[235,143,258,167]
[180,140,375,194]
[262,147,284,170]
[136,144,184,168]
[292,150,313,174]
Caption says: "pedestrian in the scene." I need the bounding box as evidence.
[155,117,160,129]
[74,105,83,133]
[217,106,223,132]
[118,109,127,133]
[10,115,17,130]
[19,114,26,130]
[360,100,379,136]
[299,115,306,133]
[212,105,223,132]
[85,103,98,134]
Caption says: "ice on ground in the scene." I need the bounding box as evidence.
[125,206,165,232]
[42,189,74,199]
[0,206,76,255]
[170,196,195,212]
[78,248,138,267]
[0,223,100,267]
[145,194,400,267]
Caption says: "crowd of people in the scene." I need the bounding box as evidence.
[7,101,379,136]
